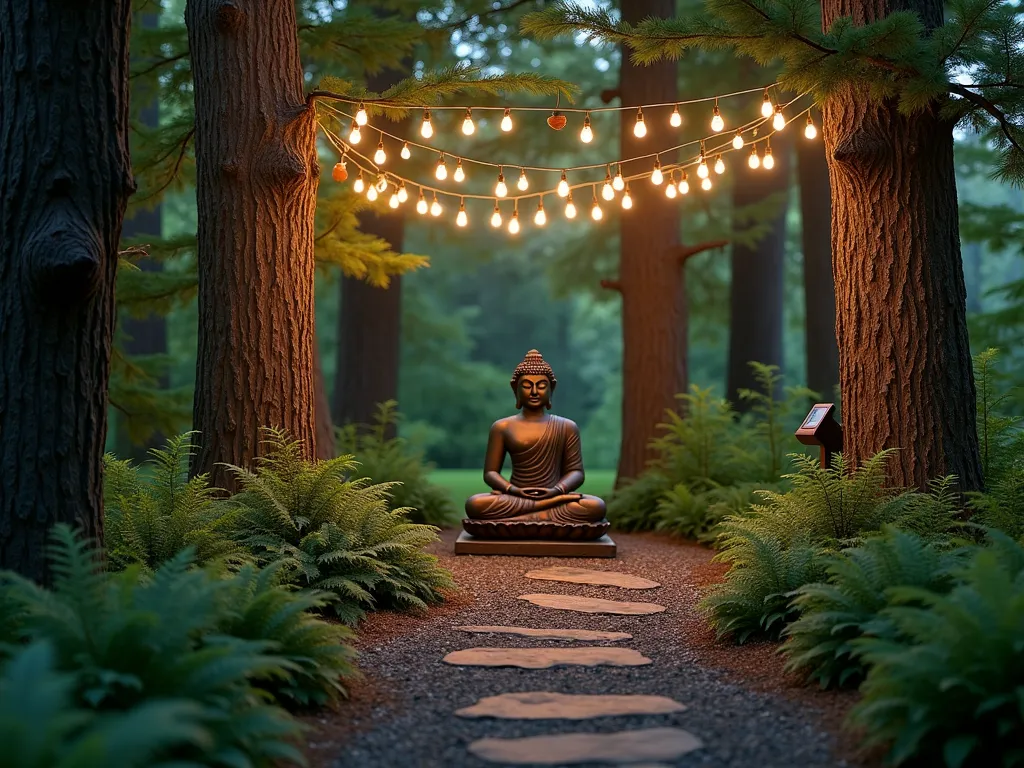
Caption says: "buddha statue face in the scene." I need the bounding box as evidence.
[516,374,552,411]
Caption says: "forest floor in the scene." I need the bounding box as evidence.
[302,530,882,768]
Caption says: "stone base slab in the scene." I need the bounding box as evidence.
[454,531,616,558]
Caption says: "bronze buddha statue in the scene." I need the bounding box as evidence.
[463,350,609,541]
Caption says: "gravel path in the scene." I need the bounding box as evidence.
[310,530,870,768]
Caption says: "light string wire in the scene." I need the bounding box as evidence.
[319,94,813,206]
[310,82,781,114]
[317,91,814,204]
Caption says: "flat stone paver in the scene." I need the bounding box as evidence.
[455,625,632,642]
[519,593,666,615]
[443,646,652,669]
[468,727,704,764]
[525,566,660,590]
[456,692,686,720]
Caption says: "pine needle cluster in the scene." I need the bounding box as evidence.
[225,428,454,624]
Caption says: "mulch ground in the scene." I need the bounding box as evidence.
[302,529,884,768]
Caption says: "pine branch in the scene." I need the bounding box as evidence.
[678,239,730,263]
[948,82,1024,154]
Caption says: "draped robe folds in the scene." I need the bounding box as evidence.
[466,416,605,523]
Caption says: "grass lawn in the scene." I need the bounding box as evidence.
[429,468,617,509]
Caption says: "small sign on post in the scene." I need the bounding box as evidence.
[795,403,843,468]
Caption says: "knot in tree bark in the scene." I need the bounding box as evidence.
[214,0,244,33]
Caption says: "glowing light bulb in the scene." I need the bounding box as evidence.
[591,197,603,221]
[456,200,468,227]
[651,160,664,186]
[714,155,725,175]
[621,185,633,210]
[435,155,447,181]
[420,109,433,139]
[732,131,744,150]
[355,102,367,126]
[804,114,818,140]
[601,170,615,201]
[508,211,520,234]
[389,192,400,209]
[678,172,689,195]
[374,141,386,165]
[697,154,709,179]
[453,159,465,183]
[748,146,761,169]
[376,174,388,192]
[711,103,725,132]
[612,166,625,191]
[491,205,503,228]
[580,113,593,144]
[501,108,513,132]
[416,192,428,214]
[517,168,529,191]
[772,105,785,131]
[353,172,365,194]
[557,171,570,198]
[430,195,442,217]
[701,176,712,191]
[665,179,677,199]
[400,142,411,160]
[761,90,773,118]
[763,146,775,170]
[565,194,577,219]
[535,201,547,226]
[495,170,508,198]
[349,122,362,144]
[397,182,408,203]
[366,185,378,201]
[462,108,475,136]
[670,104,682,127]
[633,108,647,138]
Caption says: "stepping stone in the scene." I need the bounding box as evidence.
[443,646,652,669]
[519,593,666,616]
[455,625,632,642]
[456,692,686,720]
[526,566,660,590]
[468,727,703,765]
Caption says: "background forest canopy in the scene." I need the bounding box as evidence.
[115,0,1024,472]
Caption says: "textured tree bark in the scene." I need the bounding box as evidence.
[615,0,683,486]
[334,64,408,439]
[726,132,791,408]
[797,135,839,402]
[186,0,319,490]
[821,0,983,490]
[0,1,134,581]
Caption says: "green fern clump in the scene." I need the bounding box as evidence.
[850,536,1024,767]
[607,471,674,531]
[653,482,771,544]
[227,428,454,624]
[103,432,241,573]
[781,528,963,689]
[336,401,458,527]
[0,527,307,766]
[700,527,827,643]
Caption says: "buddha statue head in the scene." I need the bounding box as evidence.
[511,349,556,411]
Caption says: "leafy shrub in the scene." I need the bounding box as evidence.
[607,471,673,531]
[781,528,963,689]
[0,527,314,766]
[654,482,773,543]
[850,535,1024,767]
[0,640,212,768]
[336,401,458,527]
[103,432,240,573]
[227,428,454,624]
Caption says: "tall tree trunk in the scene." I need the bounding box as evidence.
[615,0,683,486]
[821,0,983,490]
[0,1,134,581]
[726,131,791,408]
[186,0,318,490]
[118,8,167,462]
[334,65,408,438]
[797,131,839,401]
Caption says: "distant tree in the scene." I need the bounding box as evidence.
[0,1,134,581]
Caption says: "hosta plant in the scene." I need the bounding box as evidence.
[227,428,454,624]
